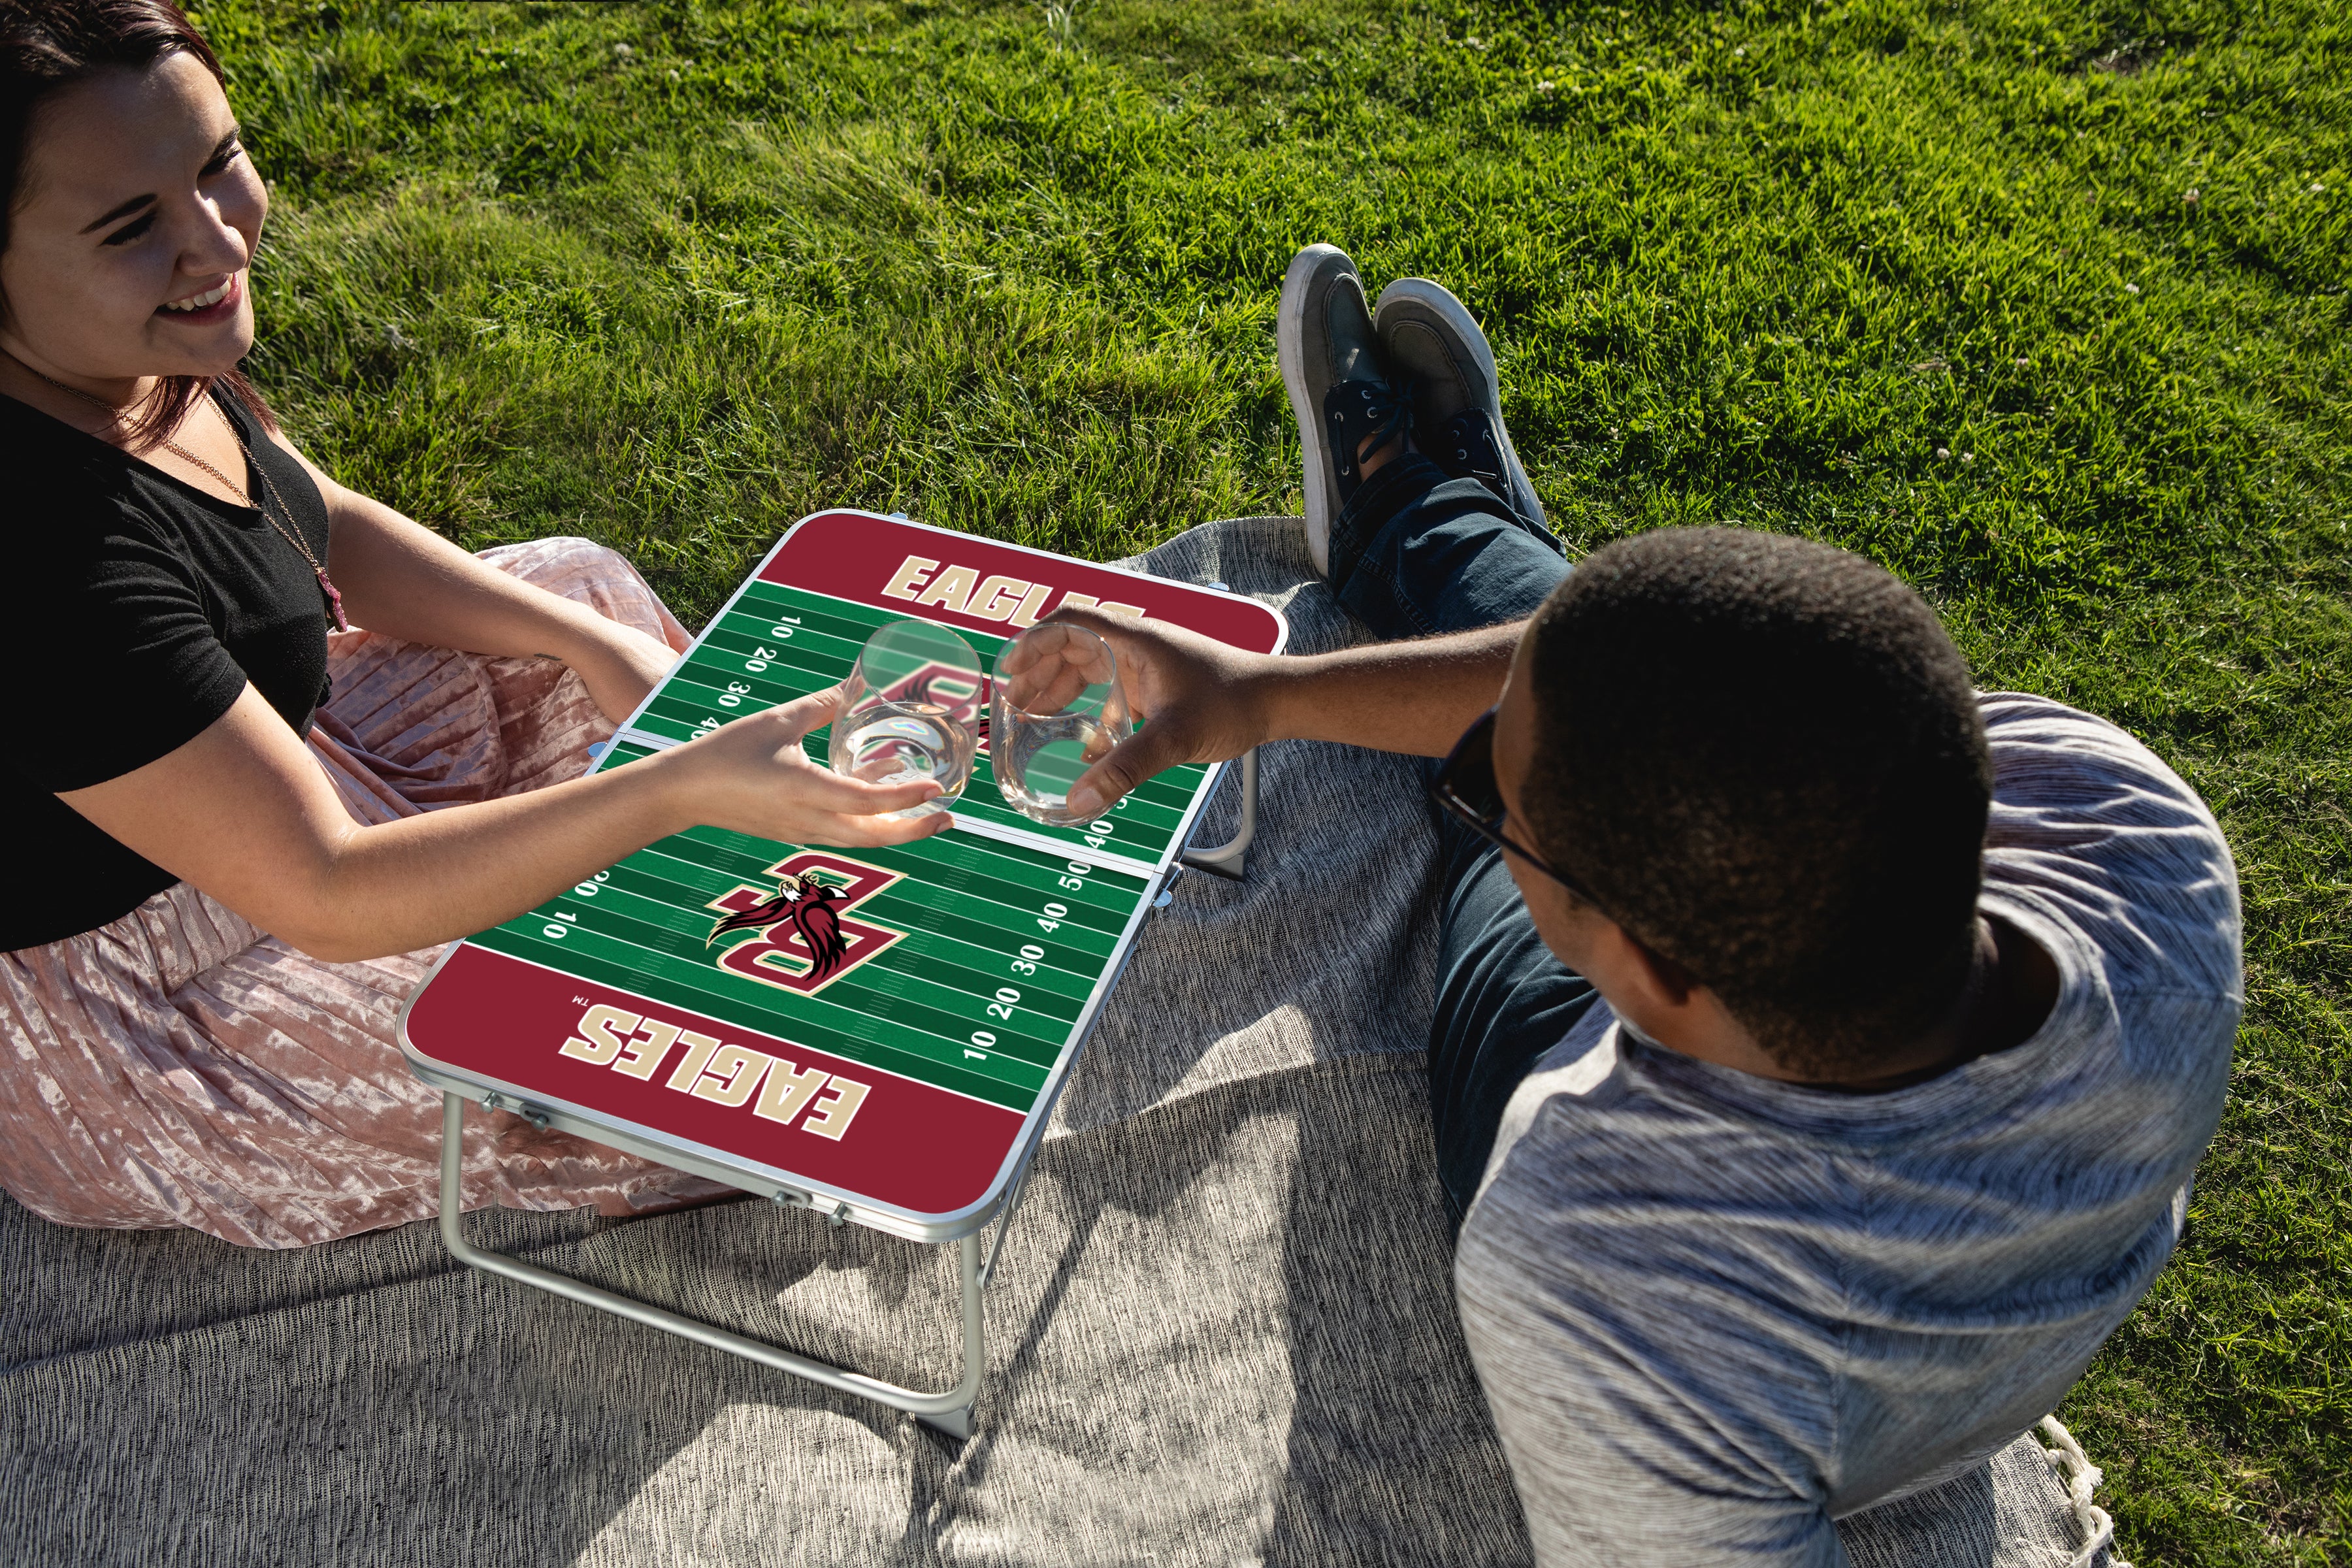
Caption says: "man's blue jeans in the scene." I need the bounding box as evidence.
[1328,455,1601,1235]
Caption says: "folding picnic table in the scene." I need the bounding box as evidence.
[399,511,1288,1437]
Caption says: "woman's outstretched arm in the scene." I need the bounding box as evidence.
[59,685,944,962]
[280,437,681,723]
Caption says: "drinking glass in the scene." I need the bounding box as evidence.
[992,623,1132,826]
[828,619,984,818]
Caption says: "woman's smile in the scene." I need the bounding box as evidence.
[157,269,242,325]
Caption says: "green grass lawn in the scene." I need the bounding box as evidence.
[198,1,2346,1560]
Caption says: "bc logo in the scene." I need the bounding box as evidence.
[873,657,991,756]
[703,851,907,996]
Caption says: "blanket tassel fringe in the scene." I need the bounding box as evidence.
[2038,1414,2131,1568]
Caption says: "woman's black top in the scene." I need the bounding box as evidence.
[0,387,336,950]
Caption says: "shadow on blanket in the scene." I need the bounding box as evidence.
[0,519,2106,1567]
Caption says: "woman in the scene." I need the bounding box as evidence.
[0,0,945,1247]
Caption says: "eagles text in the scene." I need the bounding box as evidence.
[559,1002,872,1141]
[877,554,1147,624]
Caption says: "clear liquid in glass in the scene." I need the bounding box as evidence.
[992,623,1131,827]
[830,700,974,819]
[997,711,1119,823]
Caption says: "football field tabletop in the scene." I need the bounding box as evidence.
[400,512,1289,1241]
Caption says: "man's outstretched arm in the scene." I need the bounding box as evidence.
[1045,606,1526,819]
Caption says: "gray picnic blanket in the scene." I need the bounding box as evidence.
[0,517,2108,1566]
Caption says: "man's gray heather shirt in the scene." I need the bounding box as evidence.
[1455,694,2240,1566]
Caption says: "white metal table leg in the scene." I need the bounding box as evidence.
[1180,747,1258,879]
[436,1093,981,1437]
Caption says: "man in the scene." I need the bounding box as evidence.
[1050,244,2238,1564]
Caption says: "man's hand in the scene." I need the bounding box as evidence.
[1043,605,1531,817]
[1041,608,1279,819]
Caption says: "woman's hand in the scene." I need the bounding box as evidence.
[647,688,953,848]
[561,618,685,726]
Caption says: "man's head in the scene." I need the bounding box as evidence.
[1494,527,1991,1081]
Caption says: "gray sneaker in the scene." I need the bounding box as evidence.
[1373,278,1554,543]
[1278,244,1408,575]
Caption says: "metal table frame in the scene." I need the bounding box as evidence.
[428,754,1258,1441]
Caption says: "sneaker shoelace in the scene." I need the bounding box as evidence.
[1326,374,1416,484]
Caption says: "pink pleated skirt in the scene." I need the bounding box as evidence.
[0,537,727,1249]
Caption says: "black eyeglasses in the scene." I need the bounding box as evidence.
[1426,706,1603,907]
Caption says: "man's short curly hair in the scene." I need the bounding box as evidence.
[1519,527,1991,1079]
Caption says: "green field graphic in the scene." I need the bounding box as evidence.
[462,582,1217,1117]
[625,582,1205,869]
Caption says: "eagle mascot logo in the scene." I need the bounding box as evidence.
[706,870,850,982]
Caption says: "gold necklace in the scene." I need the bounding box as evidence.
[14,361,348,631]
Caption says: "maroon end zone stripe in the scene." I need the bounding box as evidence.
[406,945,1026,1219]
[764,512,1285,653]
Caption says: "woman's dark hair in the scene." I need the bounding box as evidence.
[0,0,272,446]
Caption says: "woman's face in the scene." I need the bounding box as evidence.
[0,49,265,389]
